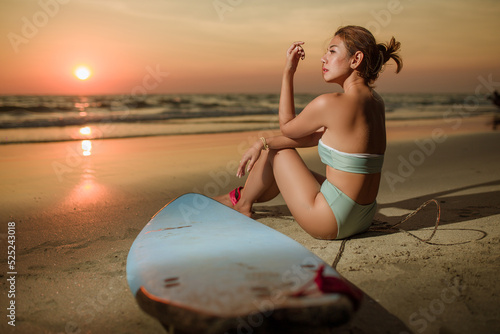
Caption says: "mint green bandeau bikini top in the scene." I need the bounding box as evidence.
[318,139,384,174]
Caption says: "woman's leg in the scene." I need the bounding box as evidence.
[234,149,280,216]
[219,147,338,239]
[214,149,280,216]
[269,148,338,239]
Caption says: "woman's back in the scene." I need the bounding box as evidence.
[321,87,386,155]
[320,86,386,205]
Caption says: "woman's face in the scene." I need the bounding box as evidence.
[321,35,353,84]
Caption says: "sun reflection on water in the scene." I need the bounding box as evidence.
[80,126,91,135]
[82,140,92,156]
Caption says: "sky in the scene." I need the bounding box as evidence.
[1,0,499,95]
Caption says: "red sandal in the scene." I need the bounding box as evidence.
[229,186,243,206]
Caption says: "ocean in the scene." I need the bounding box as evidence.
[0,93,497,144]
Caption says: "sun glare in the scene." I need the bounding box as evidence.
[79,126,91,135]
[74,66,91,80]
[82,140,92,156]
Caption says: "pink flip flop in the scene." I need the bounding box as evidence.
[229,186,243,206]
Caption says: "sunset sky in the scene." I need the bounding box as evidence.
[1,0,499,95]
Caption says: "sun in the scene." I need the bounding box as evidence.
[74,65,92,80]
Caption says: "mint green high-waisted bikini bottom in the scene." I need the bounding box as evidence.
[320,180,376,239]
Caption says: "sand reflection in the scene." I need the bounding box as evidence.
[67,174,107,207]
[65,138,107,206]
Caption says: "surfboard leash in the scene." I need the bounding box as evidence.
[332,239,349,269]
[332,199,441,269]
[371,199,442,244]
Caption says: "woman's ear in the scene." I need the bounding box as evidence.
[350,51,364,69]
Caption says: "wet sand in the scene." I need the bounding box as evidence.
[0,114,499,333]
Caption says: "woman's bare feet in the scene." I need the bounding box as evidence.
[213,189,253,218]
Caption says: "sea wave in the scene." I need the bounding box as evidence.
[0,93,497,129]
[0,93,497,143]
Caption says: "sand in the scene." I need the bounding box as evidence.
[0,114,499,333]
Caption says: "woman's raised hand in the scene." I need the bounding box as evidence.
[285,41,305,73]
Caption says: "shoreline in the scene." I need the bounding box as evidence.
[0,113,496,145]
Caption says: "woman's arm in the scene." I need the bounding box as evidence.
[279,42,330,139]
[236,131,324,178]
[279,42,304,129]
[266,131,324,150]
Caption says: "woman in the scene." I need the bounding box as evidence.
[216,25,402,240]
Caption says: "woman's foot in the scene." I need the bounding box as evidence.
[214,187,253,218]
[214,186,241,207]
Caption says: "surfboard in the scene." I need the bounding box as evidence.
[126,193,362,333]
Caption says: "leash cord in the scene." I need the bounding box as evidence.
[332,199,441,269]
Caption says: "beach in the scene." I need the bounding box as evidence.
[1,114,499,333]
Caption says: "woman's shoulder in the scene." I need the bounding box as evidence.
[310,93,345,108]
[316,92,344,101]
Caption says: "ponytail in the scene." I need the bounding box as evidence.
[378,37,403,74]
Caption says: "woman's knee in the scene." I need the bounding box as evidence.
[268,148,297,165]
